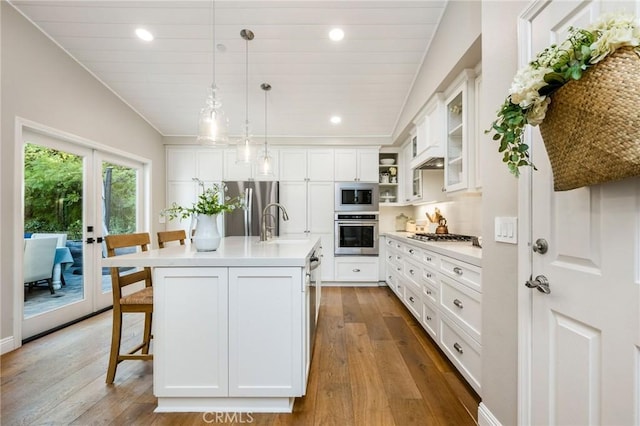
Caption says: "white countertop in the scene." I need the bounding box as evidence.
[383,231,482,266]
[102,235,321,268]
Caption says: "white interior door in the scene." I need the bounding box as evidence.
[523,2,640,425]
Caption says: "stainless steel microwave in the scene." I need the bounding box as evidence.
[335,182,379,212]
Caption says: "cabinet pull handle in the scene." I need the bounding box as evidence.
[426,316,432,321]
[426,257,432,262]
[409,249,415,254]
[353,268,361,272]
[453,299,463,309]
[409,296,415,302]
[388,255,392,260]
[397,267,402,272]
[453,342,464,354]
[409,269,415,275]
[426,273,432,278]
[453,267,463,275]
[426,290,432,295]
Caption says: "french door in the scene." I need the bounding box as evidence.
[22,128,144,340]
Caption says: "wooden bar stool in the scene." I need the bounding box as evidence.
[157,229,187,248]
[104,233,153,384]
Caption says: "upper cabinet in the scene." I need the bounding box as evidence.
[279,148,334,182]
[411,93,445,170]
[166,147,223,183]
[334,148,379,182]
[222,148,279,181]
[444,69,477,193]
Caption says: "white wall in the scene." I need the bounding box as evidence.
[1,3,164,347]
[479,1,529,424]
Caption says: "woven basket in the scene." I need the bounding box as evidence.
[538,47,640,191]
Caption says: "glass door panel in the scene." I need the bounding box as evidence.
[94,156,142,308]
[22,133,95,339]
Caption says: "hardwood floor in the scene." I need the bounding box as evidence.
[1,286,480,425]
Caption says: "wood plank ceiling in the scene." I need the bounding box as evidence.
[9,1,447,143]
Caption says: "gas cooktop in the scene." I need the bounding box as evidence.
[408,233,474,242]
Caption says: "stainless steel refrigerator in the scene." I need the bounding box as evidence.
[223,181,279,237]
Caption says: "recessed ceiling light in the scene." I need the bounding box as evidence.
[329,28,344,42]
[135,28,154,42]
[330,116,342,124]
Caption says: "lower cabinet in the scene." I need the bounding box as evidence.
[334,256,379,282]
[384,235,482,394]
[154,266,305,399]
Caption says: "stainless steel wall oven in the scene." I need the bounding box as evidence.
[334,213,379,255]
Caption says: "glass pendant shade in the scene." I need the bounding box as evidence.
[256,82,274,176]
[257,146,274,176]
[236,131,256,165]
[197,85,229,145]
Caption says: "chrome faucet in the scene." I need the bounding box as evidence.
[260,203,290,241]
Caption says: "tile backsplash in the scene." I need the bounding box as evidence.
[378,193,482,237]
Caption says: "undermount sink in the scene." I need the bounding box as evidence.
[263,238,309,244]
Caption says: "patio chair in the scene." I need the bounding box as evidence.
[23,237,58,294]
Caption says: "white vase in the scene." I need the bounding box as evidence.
[193,214,221,252]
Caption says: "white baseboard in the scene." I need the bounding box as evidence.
[1,336,18,355]
[320,281,380,287]
[478,402,502,426]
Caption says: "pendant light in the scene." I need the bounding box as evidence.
[236,29,257,164]
[257,83,274,176]
[197,0,228,145]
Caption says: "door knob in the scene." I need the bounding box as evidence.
[532,238,548,254]
[525,274,551,294]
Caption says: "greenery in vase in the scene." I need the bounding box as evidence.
[486,12,640,177]
[163,183,245,221]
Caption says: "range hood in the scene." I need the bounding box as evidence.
[415,156,445,170]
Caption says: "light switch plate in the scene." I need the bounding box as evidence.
[494,216,517,244]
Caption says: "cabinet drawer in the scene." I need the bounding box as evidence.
[402,259,423,293]
[421,301,438,340]
[386,271,403,298]
[440,276,481,343]
[440,316,481,393]
[422,280,438,305]
[421,249,439,270]
[403,285,421,320]
[440,257,481,292]
[335,258,379,282]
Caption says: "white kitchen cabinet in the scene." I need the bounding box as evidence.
[473,69,483,190]
[334,256,379,282]
[401,139,428,204]
[279,180,334,281]
[280,148,335,182]
[223,148,279,181]
[444,69,476,193]
[154,267,229,397]
[154,266,305,402]
[410,93,445,170]
[334,148,379,182]
[166,146,224,182]
[383,234,482,394]
[228,267,304,396]
[279,181,333,235]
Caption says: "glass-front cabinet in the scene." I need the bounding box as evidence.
[444,69,476,193]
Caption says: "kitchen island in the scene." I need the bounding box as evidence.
[102,235,322,413]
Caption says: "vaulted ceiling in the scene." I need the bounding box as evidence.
[9,1,448,143]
